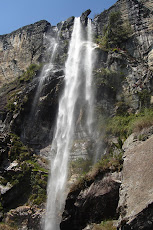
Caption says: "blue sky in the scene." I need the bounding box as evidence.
[0,0,117,35]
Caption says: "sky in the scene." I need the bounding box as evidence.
[0,0,117,35]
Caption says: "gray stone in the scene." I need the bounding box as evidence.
[118,135,153,229]
[0,20,52,87]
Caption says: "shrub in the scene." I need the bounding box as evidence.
[138,89,151,108]
[6,63,42,113]
[106,108,153,138]
[70,158,92,175]
[29,171,48,205]
[70,152,123,193]
[96,11,133,49]
[93,220,116,230]
[18,63,42,83]
[94,68,125,93]
[132,108,153,132]
[9,133,31,161]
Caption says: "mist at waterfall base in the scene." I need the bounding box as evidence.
[43,17,101,230]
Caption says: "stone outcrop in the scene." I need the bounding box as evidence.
[80,9,91,25]
[93,0,153,113]
[94,0,153,59]
[5,205,45,230]
[117,134,153,229]
[61,172,121,230]
[0,20,51,87]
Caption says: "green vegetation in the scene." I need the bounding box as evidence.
[29,171,48,205]
[4,63,42,113]
[93,220,116,230]
[6,91,28,113]
[0,133,48,212]
[26,159,48,173]
[70,158,92,175]
[94,68,124,92]
[70,152,123,193]
[18,63,42,83]
[96,11,133,50]
[138,89,151,108]
[106,108,153,138]
[9,133,31,162]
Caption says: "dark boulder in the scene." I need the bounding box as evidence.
[61,174,120,230]
[80,9,91,26]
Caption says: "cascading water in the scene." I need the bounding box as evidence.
[84,18,95,135]
[31,26,62,114]
[21,25,63,142]
[44,17,95,230]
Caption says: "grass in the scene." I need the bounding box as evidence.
[18,63,42,83]
[93,220,116,230]
[106,108,153,138]
[70,158,92,176]
[70,152,123,193]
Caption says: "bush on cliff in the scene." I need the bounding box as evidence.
[106,107,153,138]
[96,11,133,49]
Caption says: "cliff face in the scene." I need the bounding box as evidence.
[93,0,153,113]
[0,0,153,229]
[0,20,51,87]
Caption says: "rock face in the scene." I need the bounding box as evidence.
[0,0,153,229]
[61,173,121,230]
[117,134,153,229]
[93,0,153,113]
[5,205,45,230]
[0,20,51,87]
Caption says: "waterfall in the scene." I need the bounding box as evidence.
[31,27,61,114]
[85,18,95,135]
[21,25,63,142]
[44,17,95,230]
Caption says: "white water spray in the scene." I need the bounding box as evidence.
[31,25,63,114]
[84,18,95,135]
[44,17,95,230]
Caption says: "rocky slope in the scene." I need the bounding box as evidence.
[0,0,153,229]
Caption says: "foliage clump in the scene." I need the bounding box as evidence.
[96,11,133,49]
[94,68,124,92]
[106,108,153,138]
[4,63,42,113]
[70,158,92,176]
[18,63,42,83]
[93,220,116,230]
[70,152,123,193]
[29,171,48,205]
[0,133,48,213]
[9,133,31,162]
